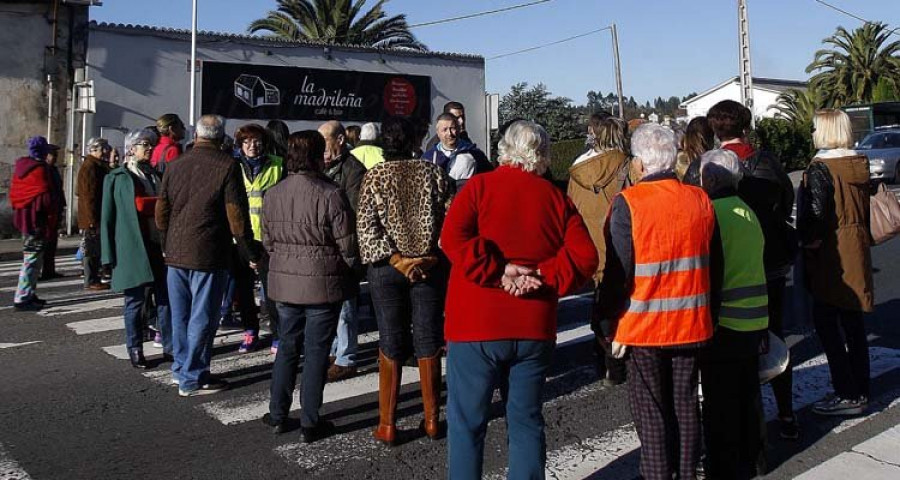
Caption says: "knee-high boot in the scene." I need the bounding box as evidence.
[374,350,402,445]
[418,351,442,439]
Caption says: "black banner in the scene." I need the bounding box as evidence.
[201,61,431,123]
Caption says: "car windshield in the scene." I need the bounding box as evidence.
[857,133,883,150]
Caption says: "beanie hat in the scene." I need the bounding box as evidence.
[360,122,379,142]
[27,136,57,159]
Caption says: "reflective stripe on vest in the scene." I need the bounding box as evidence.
[713,196,769,332]
[243,155,283,241]
[615,179,715,347]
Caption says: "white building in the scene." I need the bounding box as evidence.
[680,76,807,121]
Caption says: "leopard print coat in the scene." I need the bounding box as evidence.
[357,159,454,264]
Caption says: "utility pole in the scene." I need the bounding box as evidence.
[737,0,755,127]
[611,23,625,119]
[189,0,198,126]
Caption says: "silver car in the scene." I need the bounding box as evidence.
[858,130,900,183]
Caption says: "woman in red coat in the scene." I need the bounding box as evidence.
[440,120,598,479]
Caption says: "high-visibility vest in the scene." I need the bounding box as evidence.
[713,195,769,332]
[243,155,283,241]
[615,179,715,347]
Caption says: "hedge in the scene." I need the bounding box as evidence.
[549,138,586,181]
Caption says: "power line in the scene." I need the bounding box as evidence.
[409,0,551,29]
[812,0,900,37]
[487,26,611,61]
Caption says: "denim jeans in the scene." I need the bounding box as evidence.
[219,271,236,321]
[258,257,279,339]
[14,235,44,304]
[269,302,340,427]
[82,228,102,287]
[123,274,171,352]
[447,340,554,480]
[168,267,227,391]
[330,297,358,366]
[368,260,445,360]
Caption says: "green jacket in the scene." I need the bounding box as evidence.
[100,167,155,292]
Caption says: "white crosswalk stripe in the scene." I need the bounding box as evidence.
[0,442,33,480]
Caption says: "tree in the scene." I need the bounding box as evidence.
[774,87,823,125]
[498,83,582,141]
[806,23,900,106]
[247,0,427,51]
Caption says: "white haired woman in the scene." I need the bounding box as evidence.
[594,124,717,480]
[100,128,171,368]
[799,109,874,416]
[441,120,598,478]
[698,149,768,478]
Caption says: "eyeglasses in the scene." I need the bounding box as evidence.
[135,142,153,148]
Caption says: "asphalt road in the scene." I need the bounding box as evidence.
[1,187,900,480]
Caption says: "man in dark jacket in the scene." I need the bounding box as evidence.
[317,120,366,381]
[707,99,799,440]
[77,138,112,290]
[156,114,259,397]
[9,136,58,310]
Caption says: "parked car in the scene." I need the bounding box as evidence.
[857,129,900,184]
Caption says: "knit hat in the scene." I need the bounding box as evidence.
[360,122,379,141]
[26,136,58,159]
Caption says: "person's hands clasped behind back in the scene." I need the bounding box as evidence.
[389,253,439,283]
[500,263,542,297]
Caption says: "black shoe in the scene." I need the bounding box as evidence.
[39,272,64,281]
[161,353,174,363]
[301,420,335,443]
[129,348,149,369]
[13,300,43,312]
[262,413,287,435]
[779,415,800,440]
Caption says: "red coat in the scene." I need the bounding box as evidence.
[150,136,182,169]
[441,166,598,342]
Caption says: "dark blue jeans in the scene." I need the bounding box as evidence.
[447,340,554,480]
[269,302,340,428]
[367,260,445,360]
[123,274,170,352]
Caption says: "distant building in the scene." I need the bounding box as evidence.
[680,76,807,120]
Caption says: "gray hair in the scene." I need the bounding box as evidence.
[87,137,111,152]
[631,124,676,175]
[497,120,551,175]
[360,122,379,141]
[699,149,742,194]
[195,114,226,140]
[124,128,158,154]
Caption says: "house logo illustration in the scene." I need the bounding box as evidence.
[234,74,280,108]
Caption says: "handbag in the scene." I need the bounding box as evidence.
[869,182,900,245]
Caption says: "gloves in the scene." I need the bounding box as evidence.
[610,341,628,359]
[389,253,438,282]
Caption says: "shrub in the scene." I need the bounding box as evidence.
[752,118,815,171]
[549,138,586,181]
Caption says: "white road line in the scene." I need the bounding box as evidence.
[101,330,264,360]
[0,279,84,293]
[0,442,33,480]
[143,348,278,383]
[34,297,122,317]
[0,264,81,277]
[832,387,900,435]
[0,341,42,350]
[0,258,81,272]
[66,317,123,335]
[0,291,118,312]
[795,425,900,479]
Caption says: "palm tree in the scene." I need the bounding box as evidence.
[774,87,822,124]
[806,23,900,106]
[248,0,427,51]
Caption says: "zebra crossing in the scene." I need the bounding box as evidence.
[2,255,900,479]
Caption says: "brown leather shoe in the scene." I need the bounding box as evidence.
[373,350,401,445]
[327,364,358,383]
[86,283,111,291]
[418,352,442,439]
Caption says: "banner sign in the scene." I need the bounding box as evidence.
[201,61,432,123]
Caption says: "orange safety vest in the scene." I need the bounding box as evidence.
[614,179,715,347]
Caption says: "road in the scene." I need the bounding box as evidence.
[1,186,900,480]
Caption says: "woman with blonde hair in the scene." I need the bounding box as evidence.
[798,108,874,416]
[678,116,715,184]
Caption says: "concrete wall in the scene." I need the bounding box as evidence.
[0,1,88,236]
[85,26,488,153]
[684,82,786,121]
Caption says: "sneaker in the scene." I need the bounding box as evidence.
[13,300,43,312]
[270,340,279,355]
[238,331,258,354]
[778,415,800,440]
[179,379,229,397]
[813,395,865,416]
[170,377,180,387]
[327,364,358,382]
[152,332,163,349]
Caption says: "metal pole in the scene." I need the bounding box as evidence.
[189,0,198,126]
[611,23,625,119]
[47,75,54,139]
[737,0,755,127]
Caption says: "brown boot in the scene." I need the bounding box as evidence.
[418,351,442,439]
[373,350,402,445]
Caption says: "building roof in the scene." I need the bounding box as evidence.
[680,76,808,107]
[89,21,484,64]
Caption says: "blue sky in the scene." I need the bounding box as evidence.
[93,0,895,105]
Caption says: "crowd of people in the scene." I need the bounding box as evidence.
[6,98,878,479]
